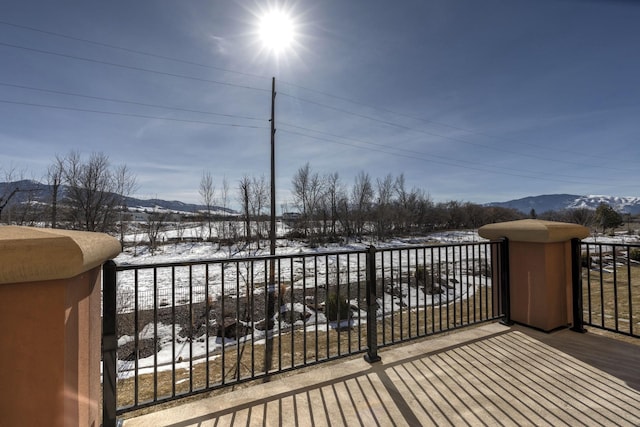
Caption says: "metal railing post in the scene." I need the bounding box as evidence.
[570,238,586,333]
[498,238,513,326]
[102,260,118,427]
[364,245,381,363]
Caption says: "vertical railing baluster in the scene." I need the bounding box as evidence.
[189,265,193,392]
[134,268,139,406]
[613,249,619,332]
[315,255,321,361]
[398,249,402,341]
[205,264,210,388]
[153,267,158,401]
[277,258,282,371]
[171,266,176,396]
[571,238,586,333]
[235,262,240,382]
[390,250,396,343]
[102,260,117,427]
[421,247,427,336]
[331,254,340,357]
[365,245,381,363]
[599,245,605,328]
[381,250,386,345]
[499,238,512,325]
[302,256,307,366]
[628,245,634,336]
[430,246,435,334]
[221,262,226,385]
[586,244,592,325]
[355,252,362,351]
[290,257,295,369]
[445,247,450,329]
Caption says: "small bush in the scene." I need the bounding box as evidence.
[414,265,432,285]
[325,292,350,322]
[630,248,640,262]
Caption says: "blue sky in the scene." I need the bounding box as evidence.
[1,0,638,209]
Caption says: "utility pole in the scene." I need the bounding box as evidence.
[270,77,276,258]
[265,77,276,378]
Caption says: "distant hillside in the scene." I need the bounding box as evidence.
[0,180,237,215]
[487,194,640,214]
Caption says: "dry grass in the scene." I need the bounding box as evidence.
[116,285,497,417]
[582,263,640,336]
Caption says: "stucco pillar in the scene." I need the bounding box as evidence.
[0,226,121,427]
[479,219,589,331]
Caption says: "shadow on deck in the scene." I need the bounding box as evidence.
[123,323,640,426]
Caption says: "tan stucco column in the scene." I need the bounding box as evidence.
[479,219,589,331]
[0,226,121,427]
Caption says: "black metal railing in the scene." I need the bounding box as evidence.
[579,241,639,338]
[102,241,505,425]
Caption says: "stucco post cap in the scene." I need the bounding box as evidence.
[0,226,121,285]
[478,219,590,243]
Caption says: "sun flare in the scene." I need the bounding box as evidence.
[258,9,296,54]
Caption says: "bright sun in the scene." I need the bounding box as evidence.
[258,10,296,54]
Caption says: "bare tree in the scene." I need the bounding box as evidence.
[199,170,216,241]
[374,174,394,239]
[47,157,65,228]
[146,211,167,253]
[324,172,343,237]
[0,166,23,223]
[250,175,268,247]
[291,163,325,237]
[351,171,373,239]
[567,208,594,227]
[238,175,252,244]
[216,177,231,248]
[58,151,137,232]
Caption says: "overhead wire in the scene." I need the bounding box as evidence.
[1,19,626,169]
[279,79,618,163]
[0,99,268,130]
[1,19,635,181]
[0,20,270,82]
[276,127,633,188]
[277,121,613,182]
[0,82,265,122]
[277,91,637,173]
[0,20,635,171]
[0,41,269,94]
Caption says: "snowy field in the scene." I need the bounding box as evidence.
[111,226,640,379]
[112,228,494,379]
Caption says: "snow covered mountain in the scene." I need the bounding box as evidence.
[487,194,640,214]
[0,180,237,215]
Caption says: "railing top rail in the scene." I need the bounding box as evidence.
[112,241,493,271]
[582,241,640,248]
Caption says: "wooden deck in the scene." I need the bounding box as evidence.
[123,322,640,426]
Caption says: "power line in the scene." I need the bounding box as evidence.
[0,82,265,122]
[3,20,636,179]
[278,122,606,182]
[277,127,633,188]
[2,18,633,171]
[0,99,268,129]
[3,19,631,172]
[278,91,637,173]
[0,42,269,94]
[280,79,615,163]
[0,20,270,82]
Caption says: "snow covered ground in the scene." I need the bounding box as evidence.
[111,227,639,379]
[111,229,492,379]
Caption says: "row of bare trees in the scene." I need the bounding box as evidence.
[289,163,523,241]
[196,163,526,246]
[1,151,137,235]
